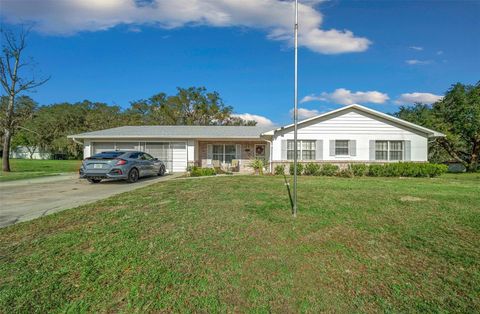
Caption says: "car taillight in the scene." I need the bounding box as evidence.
[115,159,127,166]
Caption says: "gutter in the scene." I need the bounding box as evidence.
[70,137,84,146]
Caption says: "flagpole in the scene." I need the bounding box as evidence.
[293,0,298,217]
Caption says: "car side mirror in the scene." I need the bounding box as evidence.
[154,158,158,161]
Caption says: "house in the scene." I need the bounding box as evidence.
[68,104,444,173]
[10,146,51,160]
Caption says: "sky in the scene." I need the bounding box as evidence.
[1,0,479,126]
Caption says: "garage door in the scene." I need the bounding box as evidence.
[92,142,139,155]
[91,141,187,173]
[145,142,187,173]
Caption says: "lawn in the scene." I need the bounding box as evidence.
[1,174,479,312]
[0,159,81,181]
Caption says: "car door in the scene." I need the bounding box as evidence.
[130,152,147,177]
[143,153,160,175]
[141,153,157,175]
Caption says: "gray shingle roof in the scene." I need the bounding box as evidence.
[68,125,274,139]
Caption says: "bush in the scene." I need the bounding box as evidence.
[289,163,304,175]
[349,164,368,177]
[304,163,321,176]
[367,164,384,177]
[337,168,354,178]
[249,159,264,175]
[319,163,339,176]
[366,162,447,178]
[190,166,216,177]
[274,164,286,175]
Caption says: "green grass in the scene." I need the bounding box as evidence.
[1,174,479,312]
[0,159,81,181]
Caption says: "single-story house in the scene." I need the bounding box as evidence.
[68,104,444,173]
[10,146,51,160]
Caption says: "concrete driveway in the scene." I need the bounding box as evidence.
[0,173,179,228]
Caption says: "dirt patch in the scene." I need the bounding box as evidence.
[400,196,424,202]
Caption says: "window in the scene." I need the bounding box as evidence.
[212,144,236,163]
[287,140,316,160]
[375,141,403,161]
[375,141,388,160]
[389,141,404,161]
[335,140,349,155]
[142,153,155,161]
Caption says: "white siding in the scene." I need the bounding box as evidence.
[271,110,428,162]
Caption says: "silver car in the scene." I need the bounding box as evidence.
[79,151,166,183]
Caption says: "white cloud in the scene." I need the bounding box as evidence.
[232,113,274,127]
[405,59,432,65]
[289,108,321,119]
[409,46,424,51]
[436,50,444,55]
[0,0,371,54]
[301,88,389,105]
[395,92,443,104]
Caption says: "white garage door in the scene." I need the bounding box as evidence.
[91,141,187,173]
[92,142,115,154]
[92,142,139,155]
[145,142,187,173]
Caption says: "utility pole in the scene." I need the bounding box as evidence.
[293,0,299,217]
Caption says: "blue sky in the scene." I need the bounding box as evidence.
[1,0,479,126]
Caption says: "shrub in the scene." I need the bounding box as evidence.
[289,163,304,175]
[249,159,264,175]
[190,166,216,177]
[337,168,354,178]
[319,163,339,176]
[304,163,321,176]
[349,164,368,177]
[367,164,384,177]
[274,164,286,175]
[366,162,447,178]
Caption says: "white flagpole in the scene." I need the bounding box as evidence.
[293,0,298,217]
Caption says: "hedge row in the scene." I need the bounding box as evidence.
[274,162,447,178]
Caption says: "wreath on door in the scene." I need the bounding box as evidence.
[255,145,265,156]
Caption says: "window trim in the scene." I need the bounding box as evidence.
[287,140,316,161]
[375,140,404,161]
[334,140,350,156]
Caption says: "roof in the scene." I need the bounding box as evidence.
[261,104,445,137]
[68,125,273,139]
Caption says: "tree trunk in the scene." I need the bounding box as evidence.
[467,140,480,172]
[2,129,12,172]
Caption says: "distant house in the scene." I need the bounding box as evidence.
[68,104,444,173]
[10,146,51,160]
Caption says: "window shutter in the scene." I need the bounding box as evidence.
[404,140,411,161]
[349,140,357,157]
[207,144,213,166]
[369,140,375,160]
[281,140,287,160]
[329,140,335,156]
[315,140,323,160]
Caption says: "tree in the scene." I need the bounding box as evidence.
[127,87,256,126]
[396,82,480,171]
[0,27,49,171]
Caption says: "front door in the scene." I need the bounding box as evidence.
[254,144,266,162]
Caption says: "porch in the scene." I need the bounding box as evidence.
[195,140,270,173]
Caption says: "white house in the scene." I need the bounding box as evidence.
[68,105,444,173]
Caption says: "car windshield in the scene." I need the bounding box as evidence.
[90,151,125,159]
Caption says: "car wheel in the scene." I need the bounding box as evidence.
[158,166,166,176]
[127,168,139,183]
[87,178,102,184]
